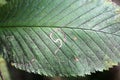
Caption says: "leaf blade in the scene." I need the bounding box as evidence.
[0,0,120,76]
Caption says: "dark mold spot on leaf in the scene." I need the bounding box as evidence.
[112,0,120,5]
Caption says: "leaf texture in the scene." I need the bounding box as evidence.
[0,0,120,76]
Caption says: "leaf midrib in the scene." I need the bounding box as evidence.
[1,25,120,37]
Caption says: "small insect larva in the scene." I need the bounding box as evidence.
[50,33,62,54]
[49,28,66,54]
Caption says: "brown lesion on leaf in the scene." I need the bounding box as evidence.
[74,57,79,62]
[73,56,79,62]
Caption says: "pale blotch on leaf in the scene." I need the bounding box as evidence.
[115,8,120,14]
[105,0,113,5]
[73,37,78,41]
[104,55,118,69]
[6,36,15,41]
[11,58,36,67]
[0,0,7,7]
[113,12,120,23]
[105,0,120,7]
[105,60,117,70]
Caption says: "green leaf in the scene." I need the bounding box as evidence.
[0,0,120,76]
[0,0,7,7]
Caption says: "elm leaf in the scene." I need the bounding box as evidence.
[0,0,120,76]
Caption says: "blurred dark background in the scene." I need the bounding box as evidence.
[8,63,47,80]
[112,0,120,5]
[7,62,120,80]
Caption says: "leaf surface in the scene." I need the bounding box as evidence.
[0,0,120,76]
